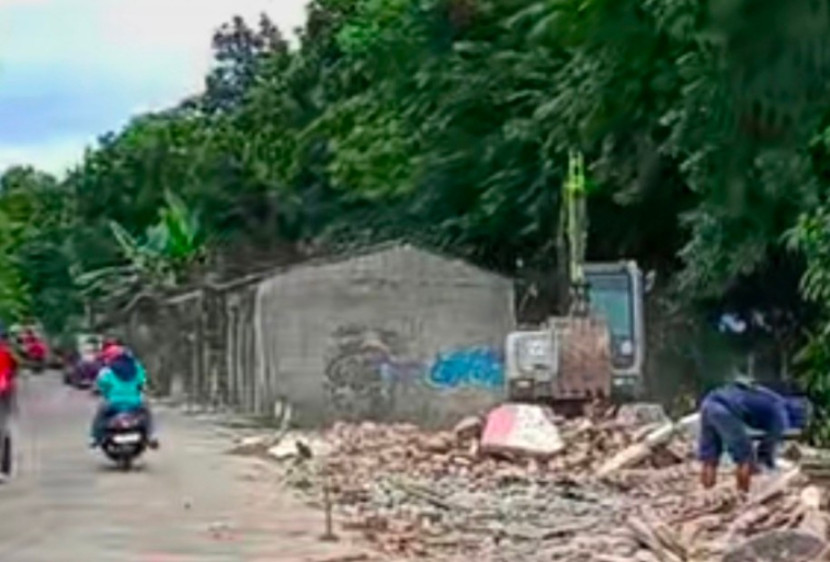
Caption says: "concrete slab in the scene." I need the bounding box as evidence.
[480,403,564,458]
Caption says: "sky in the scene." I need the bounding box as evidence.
[0,0,308,176]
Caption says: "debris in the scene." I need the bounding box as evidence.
[797,486,828,539]
[597,442,652,478]
[675,413,701,438]
[479,403,564,458]
[643,422,678,448]
[419,433,454,454]
[722,529,827,562]
[452,416,483,441]
[597,420,684,478]
[228,402,294,456]
[268,440,301,460]
[232,434,273,454]
[267,431,332,461]
[386,478,465,511]
[746,468,802,508]
[617,403,669,428]
[261,404,829,562]
[800,448,830,484]
[626,516,685,562]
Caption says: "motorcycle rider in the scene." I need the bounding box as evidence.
[90,342,158,449]
[21,328,45,365]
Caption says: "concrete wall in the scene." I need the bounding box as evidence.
[112,244,515,428]
[247,245,515,427]
[224,282,259,412]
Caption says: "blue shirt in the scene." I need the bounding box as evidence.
[95,359,147,408]
[704,383,792,467]
[707,383,788,432]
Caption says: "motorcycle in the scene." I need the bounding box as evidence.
[72,359,100,390]
[100,410,150,470]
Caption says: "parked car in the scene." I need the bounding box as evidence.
[64,334,103,389]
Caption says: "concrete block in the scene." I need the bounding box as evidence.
[480,403,564,458]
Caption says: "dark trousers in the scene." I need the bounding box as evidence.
[0,391,18,435]
[91,402,154,443]
[698,396,753,466]
[0,391,17,476]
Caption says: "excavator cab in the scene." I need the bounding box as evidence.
[584,261,646,399]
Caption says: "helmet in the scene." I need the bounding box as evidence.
[102,337,119,349]
[101,343,126,365]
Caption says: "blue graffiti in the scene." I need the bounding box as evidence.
[428,346,504,390]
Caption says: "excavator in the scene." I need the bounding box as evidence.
[505,151,648,413]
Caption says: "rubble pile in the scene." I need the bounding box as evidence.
[320,414,690,490]
[254,406,830,562]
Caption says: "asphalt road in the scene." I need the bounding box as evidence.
[0,373,370,562]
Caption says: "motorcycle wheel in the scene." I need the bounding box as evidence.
[117,455,133,471]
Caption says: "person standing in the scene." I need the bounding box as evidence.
[0,328,19,480]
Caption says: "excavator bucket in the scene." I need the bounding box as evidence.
[550,316,612,401]
[505,315,613,413]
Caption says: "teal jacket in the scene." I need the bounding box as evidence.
[95,357,147,408]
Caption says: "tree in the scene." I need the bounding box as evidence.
[6,0,830,426]
[76,190,207,306]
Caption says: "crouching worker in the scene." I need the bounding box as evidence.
[90,345,158,449]
[698,379,808,493]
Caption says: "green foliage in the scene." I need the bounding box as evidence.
[5,0,830,404]
[0,240,29,322]
[0,166,70,329]
[785,194,830,443]
[792,329,830,445]
[76,191,206,304]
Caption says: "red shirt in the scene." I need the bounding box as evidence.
[0,343,17,395]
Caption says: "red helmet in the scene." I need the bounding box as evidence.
[100,343,126,365]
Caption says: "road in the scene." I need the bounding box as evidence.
[0,373,370,562]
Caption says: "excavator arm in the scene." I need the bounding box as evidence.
[563,150,590,316]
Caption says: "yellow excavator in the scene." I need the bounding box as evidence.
[505,151,648,413]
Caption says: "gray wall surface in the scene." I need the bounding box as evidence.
[247,245,514,426]
[114,244,515,428]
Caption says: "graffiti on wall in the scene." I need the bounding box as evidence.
[325,325,506,419]
[324,325,408,421]
[428,346,504,390]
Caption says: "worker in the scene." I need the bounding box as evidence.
[698,371,809,493]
